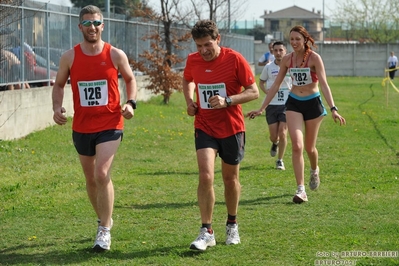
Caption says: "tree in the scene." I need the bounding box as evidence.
[247,24,266,41]
[331,0,399,43]
[130,0,246,104]
[70,0,143,17]
[187,0,246,32]
[130,28,190,104]
[130,0,191,104]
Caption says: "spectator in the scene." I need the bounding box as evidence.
[387,51,398,80]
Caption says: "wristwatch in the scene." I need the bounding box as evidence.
[126,99,137,109]
[225,97,232,107]
[330,106,338,112]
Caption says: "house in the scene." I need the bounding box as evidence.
[260,5,324,42]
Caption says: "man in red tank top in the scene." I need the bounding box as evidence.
[183,20,259,251]
[51,5,137,251]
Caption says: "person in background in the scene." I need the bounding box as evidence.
[52,5,137,251]
[387,51,398,80]
[247,25,346,204]
[258,41,275,67]
[247,41,291,170]
[183,19,259,251]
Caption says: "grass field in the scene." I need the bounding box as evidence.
[1,76,399,265]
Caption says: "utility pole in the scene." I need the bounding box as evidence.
[322,0,325,44]
[105,0,110,42]
[228,0,231,33]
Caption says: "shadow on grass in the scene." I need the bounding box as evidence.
[0,241,205,264]
[115,193,291,210]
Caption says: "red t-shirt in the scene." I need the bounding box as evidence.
[70,43,123,133]
[184,47,255,138]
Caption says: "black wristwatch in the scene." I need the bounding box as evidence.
[126,99,137,109]
[330,106,338,112]
[225,97,232,107]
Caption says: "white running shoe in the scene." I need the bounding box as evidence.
[225,224,241,245]
[189,227,216,251]
[93,226,111,251]
[293,190,308,204]
[309,166,320,190]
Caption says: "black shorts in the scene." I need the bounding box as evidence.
[265,105,286,125]
[72,129,123,156]
[194,129,245,165]
[285,93,327,121]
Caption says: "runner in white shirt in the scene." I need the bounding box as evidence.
[248,41,291,170]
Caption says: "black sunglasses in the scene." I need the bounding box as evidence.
[81,20,103,27]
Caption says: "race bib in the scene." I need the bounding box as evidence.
[198,83,227,109]
[270,74,291,105]
[290,68,312,86]
[77,80,109,107]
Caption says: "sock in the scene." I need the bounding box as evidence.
[298,185,305,192]
[202,223,213,234]
[226,214,237,225]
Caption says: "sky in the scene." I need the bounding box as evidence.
[36,0,340,22]
[242,0,337,22]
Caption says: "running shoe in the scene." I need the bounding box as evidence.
[293,190,308,204]
[270,142,278,157]
[309,166,320,190]
[189,227,216,251]
[93,226,111,251]
[276,160,285,170]
[225,224,241,245]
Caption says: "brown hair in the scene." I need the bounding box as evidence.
[191,20,219,40]
[79,5,103,22]
[290,25,317,67]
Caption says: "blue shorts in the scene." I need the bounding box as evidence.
[194,129,245,165]
[285,92,327,121]
[72,129,123,156]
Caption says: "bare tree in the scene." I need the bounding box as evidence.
[130,0,191,104]
[130,0,247,104]
[331,0,399,43]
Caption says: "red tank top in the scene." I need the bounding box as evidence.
[289,51,318,83]
[70,43,123,133]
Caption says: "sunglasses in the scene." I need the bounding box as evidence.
[80,20,103,27]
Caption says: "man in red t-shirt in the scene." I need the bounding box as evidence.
[52,5,137,251]
[183,19,259,251]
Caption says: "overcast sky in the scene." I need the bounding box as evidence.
[37,0,340,22]
[242,0,338,21]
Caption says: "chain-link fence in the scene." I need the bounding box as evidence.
[0,0,254,90]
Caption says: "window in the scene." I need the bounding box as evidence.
[271,20,279,32]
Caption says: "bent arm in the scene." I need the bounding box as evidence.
[183,77,198,116]
[52,50,72,125]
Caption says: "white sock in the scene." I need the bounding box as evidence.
[297,185,305,192]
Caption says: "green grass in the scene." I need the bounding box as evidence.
[1,76,399,265]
